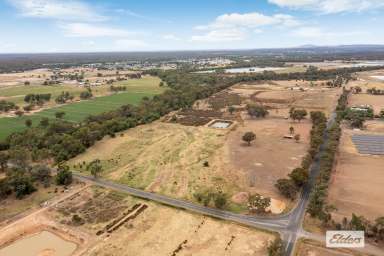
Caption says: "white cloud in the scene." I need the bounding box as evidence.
[162,34,181,41]
[114,39,149,50]
[192,12,298,43]
[8,0,106,21]
[191,29,246,42]
[196,12,299,30]
[60,23,134,37]
[269,0,384,13]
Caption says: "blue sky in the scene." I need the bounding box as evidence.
[0,0,384,53]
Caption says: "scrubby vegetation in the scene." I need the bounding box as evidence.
[0,100,18,112]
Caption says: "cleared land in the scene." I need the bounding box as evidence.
[0,76,163,140]
[294,239,371,256]
[68,79,336,213]
[0,186,275,256]
[68,122,242,206]
[328,127,384,221]
[349,93,384,115]
[226,117,311,206]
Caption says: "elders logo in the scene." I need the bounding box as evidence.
[326,231,365,248]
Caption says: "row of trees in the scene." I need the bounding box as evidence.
[306,90,384,243]
[193,189,228,209]
[110,85,127,92]
[24,93,51,105]
[307,90,346,222]
[367,87,384,95]
[276,111,327,200]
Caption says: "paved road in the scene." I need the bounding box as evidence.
[73,112,338,256]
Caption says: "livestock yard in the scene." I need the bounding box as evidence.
[69,79,341,214]
[0,185,275,256]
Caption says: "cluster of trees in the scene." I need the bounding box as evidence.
[342,107,374,129]
[0,100,18,112]
[248,193,271,213]
[55,91,74,104]
[110,85,127,92]
[276,111,327,200]
[0,151,72,200]
[267,237,284,256]
[247,104,269,118]
[331,214,384,243]
[224,65,383,83]
[367,87,384,95]
[325,73,354,87]
[289,108,308,122]
[193,189,228,209]
[80,89,93,100]
[24,93,51,106]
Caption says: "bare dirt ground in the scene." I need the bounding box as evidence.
[328,127,384,222]
[0,184,91,256]
[226,117,311,206]
[1,185,275,256]
[66,187,275,256]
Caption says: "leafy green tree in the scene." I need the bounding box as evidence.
[0,152,9,172]
[267,237,284,256]
[242,132,256,146]
[350,214,367,231]
[11,175,36,199]
[290,109,308,122]
[248,194,271,213]
[228,105,235,115]
[247,104,269,118]
[31,165,51,183]
[275,179,297,200]
[25,119,32,128]
[373,217,384,241]
[87,159,103,178]
[55,111,66,119]
[39,117,50,127]
[213,193,227,209]
[55,164,73,186]
[0,179,12,199]
[289,167,308,187]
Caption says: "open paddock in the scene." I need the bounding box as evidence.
[348,93,384,115]
[226,117,311,204]
[328,128,384,221]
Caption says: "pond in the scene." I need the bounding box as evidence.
[209,120,233,129]
[0,231,77,256]
[371,75,384,81]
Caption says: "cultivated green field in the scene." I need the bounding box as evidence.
[0,84,85,105]
[0,76,164,140]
